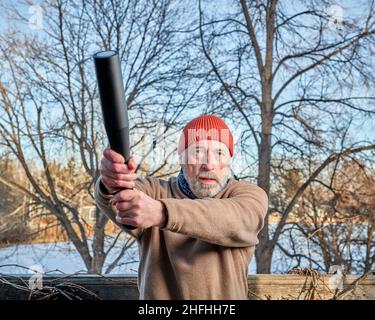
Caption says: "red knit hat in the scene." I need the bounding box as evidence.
[178,114,234,157]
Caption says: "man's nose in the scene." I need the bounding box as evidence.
[201,150,216,171]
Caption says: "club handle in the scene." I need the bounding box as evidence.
[93,50,135,230]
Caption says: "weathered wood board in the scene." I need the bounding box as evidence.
[0,274,373,300]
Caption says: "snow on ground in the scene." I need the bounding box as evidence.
[0,241,257,275]
[2,222,367,275]
[0,231,367,275]
[0,241,139,275]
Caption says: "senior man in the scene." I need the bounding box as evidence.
[95,114,268,299]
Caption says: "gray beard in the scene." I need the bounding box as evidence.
[183,167,231,199]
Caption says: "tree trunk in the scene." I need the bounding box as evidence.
[255,123,273,273]
[89,206,109,273]
[255,87,274,273]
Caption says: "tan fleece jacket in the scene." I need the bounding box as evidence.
[94,176,268,300]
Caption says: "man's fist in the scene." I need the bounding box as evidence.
[99,147,138,194]
[113,189,166,229]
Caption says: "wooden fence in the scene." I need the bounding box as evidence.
[0,274,374,300]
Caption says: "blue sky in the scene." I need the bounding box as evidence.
[0,0,374,164]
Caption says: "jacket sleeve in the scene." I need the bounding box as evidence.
[159,181,268,247]
[94,176,154,240]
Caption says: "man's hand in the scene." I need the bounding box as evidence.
[99,147,138,194]
[113,189,167,229]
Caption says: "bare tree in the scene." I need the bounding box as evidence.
[196,0,375,272]
[0,0,202,273]
[0,155,30,247]
[273,155,375,274]
[2,0,374,276]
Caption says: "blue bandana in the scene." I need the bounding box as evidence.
[177,169,197,199]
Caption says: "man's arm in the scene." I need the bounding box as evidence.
[159,181,268,247]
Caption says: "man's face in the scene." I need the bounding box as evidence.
[180,140,232,198]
